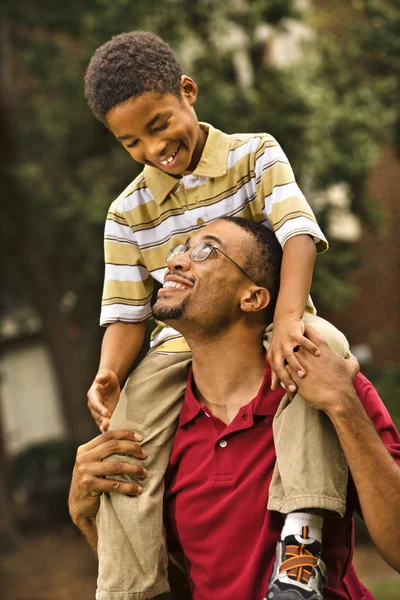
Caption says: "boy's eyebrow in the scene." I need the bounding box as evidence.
[117,114,164,141]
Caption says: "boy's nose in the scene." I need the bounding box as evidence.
[146,140,169,164]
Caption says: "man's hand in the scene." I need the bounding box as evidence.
[285,325,359,414]
[268,318,320,398]
[87,368,121,432]
[69,429,147,526]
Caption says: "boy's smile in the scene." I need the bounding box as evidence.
[105,76,207,176]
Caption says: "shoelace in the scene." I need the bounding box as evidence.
[279,526,319,584]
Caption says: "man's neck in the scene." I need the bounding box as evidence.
[189,328,266,425]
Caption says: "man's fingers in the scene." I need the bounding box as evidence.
[84,461,148,480]
[82,475,144,496]
[90,438,147,462]
[77,430,143,456]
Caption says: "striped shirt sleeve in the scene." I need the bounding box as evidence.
[100,201,153,326]
[254,136,328,253]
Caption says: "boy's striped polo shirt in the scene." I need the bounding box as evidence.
[101,123,328,353]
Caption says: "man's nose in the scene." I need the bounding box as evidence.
[166,251,191,271]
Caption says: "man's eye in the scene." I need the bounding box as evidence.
[154,120,169,132]
[127,140,139,149]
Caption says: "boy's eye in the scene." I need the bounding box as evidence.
[126,140,139,149]
[154,120,169,132]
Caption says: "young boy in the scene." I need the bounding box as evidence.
[84,31,350,600]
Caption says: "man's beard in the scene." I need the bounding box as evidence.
[152,295,190,322]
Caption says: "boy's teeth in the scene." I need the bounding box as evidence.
[161,149,177,166]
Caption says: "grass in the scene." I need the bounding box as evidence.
[363,579,400,600]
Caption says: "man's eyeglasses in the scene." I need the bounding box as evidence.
[166,242,259,286]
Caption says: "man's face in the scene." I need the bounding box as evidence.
[152,220,254,331]
[105,77,207,176]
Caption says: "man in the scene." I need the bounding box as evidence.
[69,218,400,600]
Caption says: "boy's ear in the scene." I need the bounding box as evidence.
[180,75,198,105]
[240,287,270,314]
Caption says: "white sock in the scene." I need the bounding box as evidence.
[281,512,323,543]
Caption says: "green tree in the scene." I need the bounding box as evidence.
[0,0,397,436]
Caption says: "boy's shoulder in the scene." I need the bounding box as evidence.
[108,169,148,215]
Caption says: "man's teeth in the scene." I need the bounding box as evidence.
[160,149,178,166]
[163,280,187,290]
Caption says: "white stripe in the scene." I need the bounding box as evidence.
[119,185,154,213]
[255,142,289,180]
[104,264,150,282]
[264,182,308,215]
[273,216,327,248]
[105,218,137,245]
[150,325,183,349]
[181,175,208,189]
[227,138,261,169]
[150,266,168,284]
[135,183,258,249]
[100,303,152,326]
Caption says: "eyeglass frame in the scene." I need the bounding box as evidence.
[165,242,260,286]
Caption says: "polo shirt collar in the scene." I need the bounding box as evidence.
[179,359,281,427]
[143,123,230,205]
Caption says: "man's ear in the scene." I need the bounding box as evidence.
[240,287,270,314]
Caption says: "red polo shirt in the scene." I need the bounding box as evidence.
[164,363,400,600]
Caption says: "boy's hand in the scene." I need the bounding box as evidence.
[87,368,120,432]
[268,317,320,398]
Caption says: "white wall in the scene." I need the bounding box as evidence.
[0,341,67,455]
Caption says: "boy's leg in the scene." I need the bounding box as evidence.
[95,350,192,600]
[265,313,350,516]
[264,314,350,599]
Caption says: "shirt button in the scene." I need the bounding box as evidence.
[197,218,204,226]
[219,440,227,448]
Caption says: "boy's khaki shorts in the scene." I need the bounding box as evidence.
[96,313,350,600]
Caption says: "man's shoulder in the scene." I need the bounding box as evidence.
[108,169,149,216]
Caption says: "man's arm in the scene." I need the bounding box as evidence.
[68,430,147,552]
[287,326,400,572]
[88,321,146,430]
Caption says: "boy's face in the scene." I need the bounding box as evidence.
[106,76,207,176]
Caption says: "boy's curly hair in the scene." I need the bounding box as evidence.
[85,31,183,124]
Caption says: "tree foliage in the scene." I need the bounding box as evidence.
[0,0,398,423]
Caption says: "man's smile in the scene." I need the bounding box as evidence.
[158,273,194,296]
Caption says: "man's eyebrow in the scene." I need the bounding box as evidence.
[185,234,224,247]
[117,114,164,142]
[203,234,225,247]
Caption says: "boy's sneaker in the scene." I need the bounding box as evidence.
[264,526,327,600]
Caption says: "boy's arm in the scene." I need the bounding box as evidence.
[88,321,146,430]
[268,234,320,395]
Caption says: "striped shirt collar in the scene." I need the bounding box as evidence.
[143,122,230,204]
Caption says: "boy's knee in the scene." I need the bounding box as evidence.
[302,313,350,358]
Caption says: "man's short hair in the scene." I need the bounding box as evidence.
[220,217,282,316]
[85,31,183,124]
